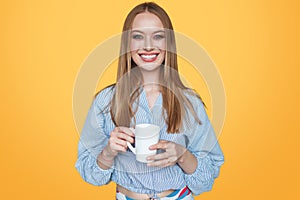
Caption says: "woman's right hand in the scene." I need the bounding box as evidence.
[102,126,135,159]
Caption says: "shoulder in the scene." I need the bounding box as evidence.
[182,89,208,121]
[183,89,205,108]
[94,84,115,110]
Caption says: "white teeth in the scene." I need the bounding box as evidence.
[140,54,157,59]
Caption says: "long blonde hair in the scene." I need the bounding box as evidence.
[109,2,202,133]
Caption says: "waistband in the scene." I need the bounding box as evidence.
[116,185,191,200]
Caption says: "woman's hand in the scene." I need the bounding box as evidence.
[97,127,134,169]
[104,126,134,158]
[146,140,187,167]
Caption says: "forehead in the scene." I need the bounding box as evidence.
[131,12,164,31]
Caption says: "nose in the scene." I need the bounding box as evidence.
[144,36,154,51]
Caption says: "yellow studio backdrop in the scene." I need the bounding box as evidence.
[0,0,299,199]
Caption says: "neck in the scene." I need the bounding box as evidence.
[140,67,161,91]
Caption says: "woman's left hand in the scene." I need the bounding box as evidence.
[146,140,187,167]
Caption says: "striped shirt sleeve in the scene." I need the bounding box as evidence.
[184,98,224,195]
[75,89,114,186]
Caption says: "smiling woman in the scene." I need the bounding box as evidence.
[75,2,224,200]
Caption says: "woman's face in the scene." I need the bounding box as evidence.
[130,12,166,71]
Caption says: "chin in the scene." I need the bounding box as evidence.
[138,63,162,72]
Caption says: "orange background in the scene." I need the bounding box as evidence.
[1,0,299,199]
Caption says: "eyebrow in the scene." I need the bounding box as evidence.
[131,30,165,34]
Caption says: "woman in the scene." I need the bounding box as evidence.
[75,2,224,199]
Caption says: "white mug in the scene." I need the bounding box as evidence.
[127,124,160,163]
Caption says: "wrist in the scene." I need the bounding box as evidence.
[177,149,188,164]
[177,150,197,174]
[97,150,115,169]
[102,148,115,161]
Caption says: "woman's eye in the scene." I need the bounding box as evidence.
[153,34,165,40]
[132,34,143,40]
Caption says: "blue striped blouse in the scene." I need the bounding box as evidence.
[75,86,224,196]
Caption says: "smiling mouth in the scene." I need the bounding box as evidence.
[139,53,159,62]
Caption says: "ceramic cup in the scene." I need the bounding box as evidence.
[127,124,160,163]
